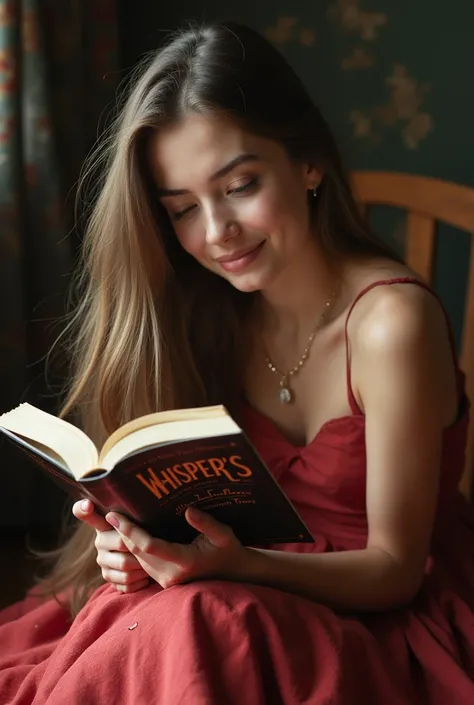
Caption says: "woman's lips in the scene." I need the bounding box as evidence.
[216,241,265,273]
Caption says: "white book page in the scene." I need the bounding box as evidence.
[0,403,98,479]
[100,415,240,470]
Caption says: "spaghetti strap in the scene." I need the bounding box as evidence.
[344,276,460,414]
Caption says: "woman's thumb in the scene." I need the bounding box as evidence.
[72,498,112,531]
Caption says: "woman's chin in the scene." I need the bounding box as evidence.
[211,259,276,293]
[225,271,269,293]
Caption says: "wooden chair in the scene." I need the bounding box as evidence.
[351,171,474,501]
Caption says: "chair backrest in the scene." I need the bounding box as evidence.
[352,171,474,500]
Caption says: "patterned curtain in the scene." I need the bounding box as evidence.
[0,0,118,530]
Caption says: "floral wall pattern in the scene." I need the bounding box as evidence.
[265,3,433,151]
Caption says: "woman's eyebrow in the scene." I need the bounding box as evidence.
[157,153,260,197]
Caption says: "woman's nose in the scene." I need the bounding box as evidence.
[204,205,238,245]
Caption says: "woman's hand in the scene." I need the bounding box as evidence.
[105,506,249,589]
[72,499,151,593]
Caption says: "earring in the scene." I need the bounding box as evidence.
[312,184,318,198]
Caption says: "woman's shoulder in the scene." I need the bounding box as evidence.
[343,258,446,344]
[343,258,458,423]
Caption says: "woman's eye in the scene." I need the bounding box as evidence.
[169,177,259,220]
[229,177,259,195]
[171,205,196,221]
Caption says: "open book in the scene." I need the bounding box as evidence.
[0,403,314,546]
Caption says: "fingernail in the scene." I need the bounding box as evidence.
[106,513,120,528]
[80,499,90,512]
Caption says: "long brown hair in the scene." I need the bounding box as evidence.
[41,20,399,615]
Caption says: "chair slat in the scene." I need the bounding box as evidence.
[406,213,436,283]
[353,171,474,232]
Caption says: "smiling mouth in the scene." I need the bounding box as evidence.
[216,242,265,263]
[215,241,266,273]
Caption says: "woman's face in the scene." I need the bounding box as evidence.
[149,113,319,293]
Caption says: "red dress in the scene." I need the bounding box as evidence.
[1,278,473,704]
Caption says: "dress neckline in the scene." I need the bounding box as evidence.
[243,402,362,451]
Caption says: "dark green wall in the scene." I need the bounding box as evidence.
[120,0,474,343]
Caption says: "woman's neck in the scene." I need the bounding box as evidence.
[258,241,343,338]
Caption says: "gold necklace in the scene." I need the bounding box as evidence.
[264,283,340,404]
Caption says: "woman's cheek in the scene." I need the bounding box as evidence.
[245,191,285,231]
[175,224,203,260]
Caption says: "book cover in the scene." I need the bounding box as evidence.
[2,429,314,546]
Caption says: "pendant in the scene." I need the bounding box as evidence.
[279,377,292,404]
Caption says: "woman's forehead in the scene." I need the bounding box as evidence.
[148,114,277,187]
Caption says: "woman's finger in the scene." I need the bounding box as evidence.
[106,513,182,562]
[73,499,111,532]
[94,529,130,553]
[96,549,145,573]
[102,567,149,586]
[185,506,235,548]
[114,578,151,594]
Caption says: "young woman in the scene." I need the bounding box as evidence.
[1,20,473,705]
